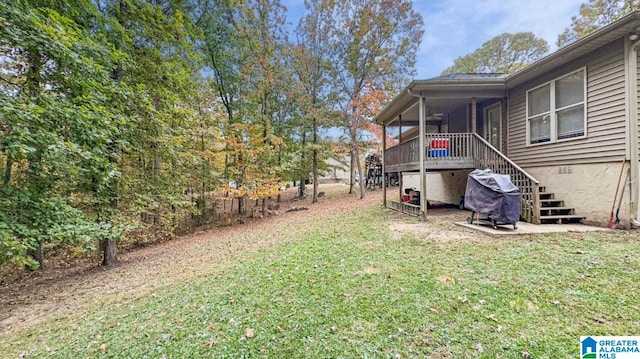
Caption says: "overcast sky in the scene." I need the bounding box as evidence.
[285,0,586,79]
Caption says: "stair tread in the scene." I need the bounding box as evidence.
[536,184,583,222]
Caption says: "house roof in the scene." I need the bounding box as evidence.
[427,73,507,81]
[375,11,640,126]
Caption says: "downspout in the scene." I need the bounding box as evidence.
[407,88,427,220]
[626,36,640,227]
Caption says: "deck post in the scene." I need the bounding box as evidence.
[398,114,403,203]
[418,95,427,221]
[382,124,387,207]
[532,183,541,224]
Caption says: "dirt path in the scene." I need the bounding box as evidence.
[0,185,383,336]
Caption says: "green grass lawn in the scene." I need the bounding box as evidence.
[2,205,640,358]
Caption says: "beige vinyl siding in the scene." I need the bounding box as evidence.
[448,105,468,133]
[507,39,627,167]
[502,101,508,156]
[508,94,527,156]
[475,107,484,136]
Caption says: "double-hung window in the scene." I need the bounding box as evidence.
[526,68,586,145]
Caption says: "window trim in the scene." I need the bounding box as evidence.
[525,67,587,147]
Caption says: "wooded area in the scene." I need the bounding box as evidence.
[0,0,423,269]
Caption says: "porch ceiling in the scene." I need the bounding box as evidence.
[379,79,508,127]
[398,97,480,126]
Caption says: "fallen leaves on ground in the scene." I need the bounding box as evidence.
[354,267,379,276]
[486,314,499,322]
[436,275,455,285]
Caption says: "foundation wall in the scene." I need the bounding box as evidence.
[401,170,472,205]
[525,162,633,227]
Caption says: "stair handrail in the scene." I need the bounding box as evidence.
[471,133,539,184]
[471,133,541,224]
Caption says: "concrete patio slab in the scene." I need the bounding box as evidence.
[454,220,611,235]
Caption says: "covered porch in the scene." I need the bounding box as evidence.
[375,75,541,224]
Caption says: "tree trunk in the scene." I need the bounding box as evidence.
[24,50,44,270]
[153,144,161,225]
[349,149,355,194]
[3,156,12,185]
[262,198,267,217]
[299,131,307,197]
[312,117,318,203]
[354,143,365,199]
[200,128,207,222]
[101,237,118,266]
[26,242,42,270]
[100,180,120,266]
[224,191,228,212]
[171,204,176,230]
[102,135,119,266]
[349,123,365,199]
[299,181,306,197]
[277,150,282,203]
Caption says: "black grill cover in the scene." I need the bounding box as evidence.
[464,169,521,223]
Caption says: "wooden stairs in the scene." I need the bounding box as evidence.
[538,186,584,224]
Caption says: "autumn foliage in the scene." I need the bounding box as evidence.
[0,0,423,268]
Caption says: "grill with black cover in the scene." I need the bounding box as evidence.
[464,169,521,229]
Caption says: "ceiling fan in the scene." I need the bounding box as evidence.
[426,111,444,120]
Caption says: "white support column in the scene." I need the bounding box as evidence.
[418,95,427,221]
[398,114,403,201]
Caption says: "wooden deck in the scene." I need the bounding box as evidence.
[385,133,477,172]
[384,133,541,224]
[385,159,476,172]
